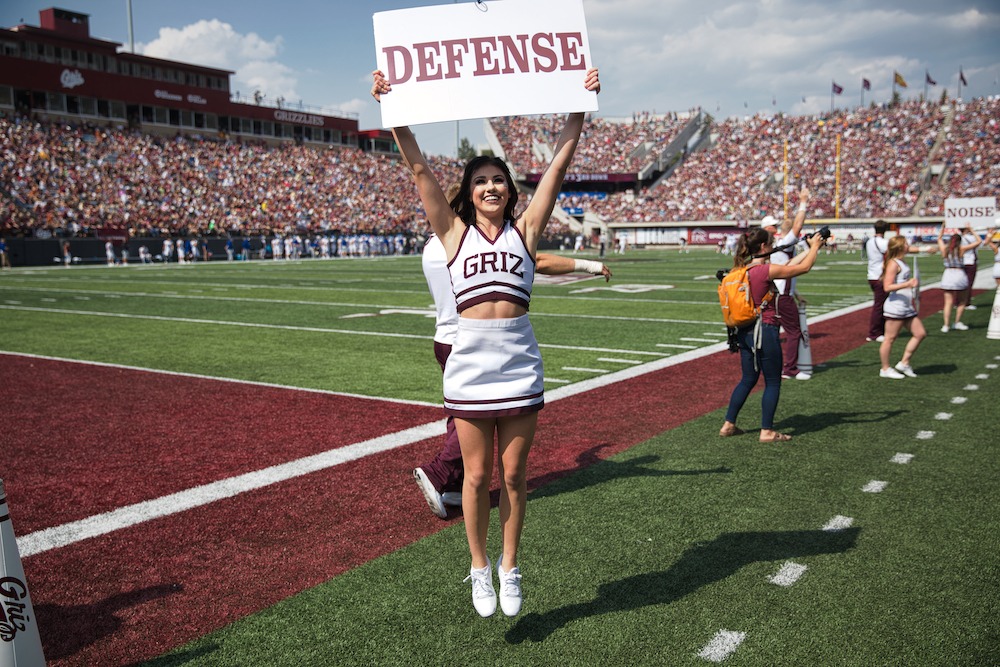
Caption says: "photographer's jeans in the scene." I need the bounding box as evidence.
[725,323,783,429]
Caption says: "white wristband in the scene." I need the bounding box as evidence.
[574,259,604,274]
[797,204,807,213]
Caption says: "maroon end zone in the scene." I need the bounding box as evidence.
[0,292,945,666]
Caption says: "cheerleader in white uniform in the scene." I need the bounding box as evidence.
[937,221,982,332]
[373,67,601,619]
[880,236,927,378]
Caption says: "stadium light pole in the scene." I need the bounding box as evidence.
[126,0,135,53]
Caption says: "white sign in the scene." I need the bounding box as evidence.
[373,0,597,127]
[944,196,997,229]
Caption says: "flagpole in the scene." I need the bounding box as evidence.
[958,66,963,100]
[923,70,928,101]
[783,140,789,222]
[830,81,834,112]
[835,134,841,220]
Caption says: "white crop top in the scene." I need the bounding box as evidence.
[448,220,535,313]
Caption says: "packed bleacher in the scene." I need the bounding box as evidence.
[2,96,998,244]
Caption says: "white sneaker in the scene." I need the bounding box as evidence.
[497,558,523,617]
[894,362,917,378]
[953,322,969,331]
[413,468,446,519]
[441,491,463,507]
[940,325,949,333]
[880,368,906,379]
[464,559,496,617]
[965,305,977,311]
[865,336,885,343]
[794,372,812,380]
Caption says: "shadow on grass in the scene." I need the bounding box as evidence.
[130,644,219,667]
[776,410,905,436]
[36,583,182,661]
[506,527,860,644]
[526,444,731,502]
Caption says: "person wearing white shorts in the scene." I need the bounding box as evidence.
[374,66,601,619]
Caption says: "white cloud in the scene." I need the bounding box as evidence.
[138,19,299,102]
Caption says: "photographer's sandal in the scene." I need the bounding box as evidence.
[759,432,792,443]
[719,424,745,437]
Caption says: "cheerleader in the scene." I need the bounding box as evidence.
[937,221,982,332]
[880,236,926,378]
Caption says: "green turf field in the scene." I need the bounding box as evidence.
[2,247,997,665]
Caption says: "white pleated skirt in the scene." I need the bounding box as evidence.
[443,314,544,418]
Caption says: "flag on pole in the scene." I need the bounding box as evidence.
[862,78,871,90]
[926,70,936,86]
[959,68,968,86]
[894,71,908,88]
[832,82,844,95]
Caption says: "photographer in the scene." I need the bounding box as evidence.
[719,226,826,443]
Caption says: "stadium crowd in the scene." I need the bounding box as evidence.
[1,96,998,244]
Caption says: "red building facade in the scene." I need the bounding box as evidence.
[0,7,360,148]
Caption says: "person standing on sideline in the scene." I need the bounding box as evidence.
[985,228,1000,287]
[719,227,826,443]
[415,224,612,520]
[0,237,10,269]
[62,240,72,267]
[938,221,981,332]
[762,187,810,380]
[864,220,891,342]
[373,67,601,619]
[960,224,983,309]
[878,236,926,378]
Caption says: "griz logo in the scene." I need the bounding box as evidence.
[0,577,32,642]
[463,251,525,279]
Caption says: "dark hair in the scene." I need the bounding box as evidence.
[874,219,889,235]
[451,156,519,225]
[733,228,773,267]
[945,233,962,259]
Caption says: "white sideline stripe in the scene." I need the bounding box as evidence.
[0,351,439,408]
[700,332,728,338]
[963,384,979,391]
[597,358,643,365]
[862,480,888,493]
[681,337,718,343]
[891,453,915,464]
[544,377,570,384]
[823,515,854,532]
[768,562,807,587]
[975,374,989,380]
[657,343,698,349]
[698,630,746,662]
[915,431,936,440]
[17,420,447,558]
[562,366,610,374]
[935,412,953,420]
[951,396,968,404]
[986,364,999,370]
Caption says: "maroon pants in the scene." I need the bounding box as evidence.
[419,341,464,493]
[775,294,801,376]
[964,264,977,305]
[868,279,887,339]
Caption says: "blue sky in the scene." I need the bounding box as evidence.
[3,0,998,156]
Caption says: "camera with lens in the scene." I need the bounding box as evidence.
[814,226,831,241]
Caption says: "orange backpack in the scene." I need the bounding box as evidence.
[718,265,773,328]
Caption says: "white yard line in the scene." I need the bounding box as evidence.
[698,630,746,662]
